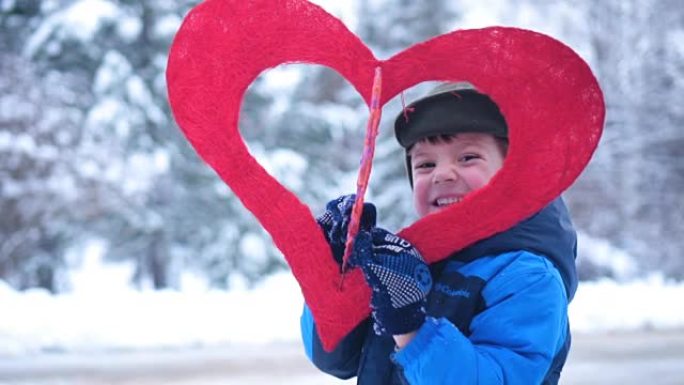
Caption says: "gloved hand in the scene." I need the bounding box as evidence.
[316,194,377,266]
[350,227,432,336]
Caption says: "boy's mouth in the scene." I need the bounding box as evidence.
[434,196,462,208]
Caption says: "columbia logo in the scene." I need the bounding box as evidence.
[384,233,411,248]
[434,283,471,298]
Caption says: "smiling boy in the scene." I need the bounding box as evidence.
[301,82,578,385]
[409,132,505,217]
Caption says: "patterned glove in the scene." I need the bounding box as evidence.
[350,228,432,336]
[316,194,377,266]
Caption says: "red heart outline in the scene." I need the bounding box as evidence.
[167,0,604,351]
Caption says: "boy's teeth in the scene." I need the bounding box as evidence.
[436,197,461,206]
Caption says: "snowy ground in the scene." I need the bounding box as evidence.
[1,243,684,357]
[2,331,683,385]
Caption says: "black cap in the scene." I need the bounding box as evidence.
[394,82,508,149]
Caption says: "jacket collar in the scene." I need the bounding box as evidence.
[449,197,578,300]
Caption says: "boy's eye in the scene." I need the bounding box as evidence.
[460,154,481,162]
[414,161,435,169]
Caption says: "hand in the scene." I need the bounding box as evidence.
[350,228,432,336]
[316,194,376,266]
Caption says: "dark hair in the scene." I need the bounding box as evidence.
[407,134,508,155]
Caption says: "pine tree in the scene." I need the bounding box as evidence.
[0,53,86,291]
[582,0,684,277]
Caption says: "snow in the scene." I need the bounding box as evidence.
[571,275,684,332]
[455,0,593,65]
[59,0,119,40]
[0,240,683,357]
[153,14,182,39]
[239,233,269,266]
[115,15,142,43]
[93,51,132,95]
[25,0,120,56]
[261,66,303,90]
[309,0,358,30]
[0,0,15,12]
[85,97,123,128]
[577,231,638,280]
[250,145,309,191]
[3,0,683,360]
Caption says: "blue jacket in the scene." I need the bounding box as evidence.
[301,198,577,385]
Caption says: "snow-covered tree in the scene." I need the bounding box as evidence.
[2,0,288,290]
[1,0,683,292]
[0,53,87,291]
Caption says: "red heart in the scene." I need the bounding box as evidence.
[167,0,604,351]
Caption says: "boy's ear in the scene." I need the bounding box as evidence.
[496,138,509,158]
[405,154,414,189]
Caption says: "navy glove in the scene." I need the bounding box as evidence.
[316,194,377,266]
[350,228,432,336]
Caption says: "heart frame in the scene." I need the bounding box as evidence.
[167,0,604,351]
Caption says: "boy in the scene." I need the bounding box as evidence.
[301,83,577,385]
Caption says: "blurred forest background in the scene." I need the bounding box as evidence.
[1,0,682,293]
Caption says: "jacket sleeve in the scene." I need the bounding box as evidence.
[300,304,371,379]
[392,253,568,385]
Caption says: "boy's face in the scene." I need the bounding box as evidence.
[409,133,505,218]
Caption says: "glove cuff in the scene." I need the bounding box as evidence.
[373,300,426,336]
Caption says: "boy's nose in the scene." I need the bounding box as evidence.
[432,164,458,184]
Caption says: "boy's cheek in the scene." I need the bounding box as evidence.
[411,181,431,217]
